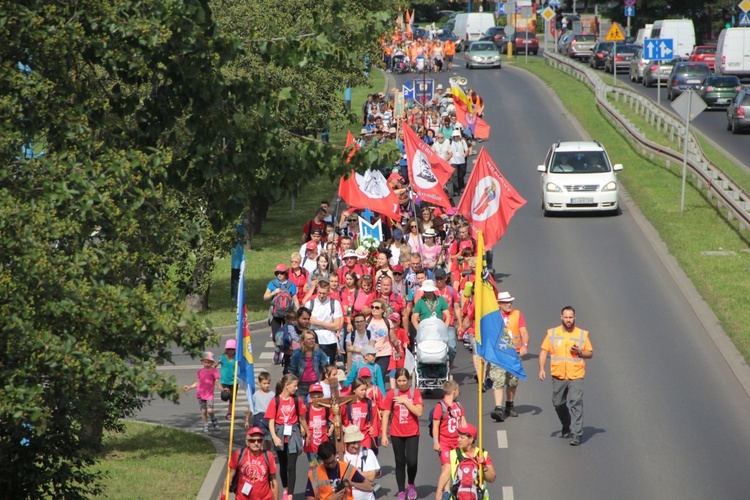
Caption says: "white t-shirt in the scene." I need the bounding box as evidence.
[343,448,380,500]
[432,138,451,161]
[307,297,343,345]
[448,137,468,165]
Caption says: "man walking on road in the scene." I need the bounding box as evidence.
[492,292,529,419]
[538,306,593,446]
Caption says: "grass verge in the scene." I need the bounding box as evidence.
[89,421,215,499]
[199,70,385,326]
[510,57,750,363]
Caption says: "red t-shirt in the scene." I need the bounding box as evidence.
[435,286,458,325]
[229,449,278,500]
[388,327,409,371]
[304,406,330,454]
[343,398,381,444]
[433,400,464,449]
[379,291,406,316]
[288,268,308,301]
[381,388,423,437]
[264,395,306,425]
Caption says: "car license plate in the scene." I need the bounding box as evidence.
[717,98,730,103]
[570,197,594,204]
[687,79,701,84]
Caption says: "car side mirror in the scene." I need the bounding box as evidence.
[537,165,546,173]
[613,164,624,171]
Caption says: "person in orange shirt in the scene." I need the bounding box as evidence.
[538,306,593,447]
[444,39,455,70]
[468,89,485,117]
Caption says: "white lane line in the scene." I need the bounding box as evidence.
[497,429,508,448]
[264,341,275,349]
[258,352,275,360]
[503,486,514,500]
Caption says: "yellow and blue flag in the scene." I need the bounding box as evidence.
[474,231,526,380]
[236,259,255,392]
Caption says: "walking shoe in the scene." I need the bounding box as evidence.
[490,408,506,422]
[505,407,519,418]
[203,425,210,433]
[561,427,571,439]
[281,491,289,500]
[225,412,232,421]
[397,491,406,500]
[407,484,417,500]
[570,435,581,446]
[211,418,219,430]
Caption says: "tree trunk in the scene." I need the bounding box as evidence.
[250,195,270,236]
[184,252,213,312]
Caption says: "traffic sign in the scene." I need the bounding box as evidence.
[740,0,750,13]
[402,81,414,100]
[541,6,555,22]
[496,3,504,15]
[605,23,626,42]
[624,0,636,6]
[625,6,635,17]
[549,0,561,7]
[643,38,674,60]
[671,89,706,123]
[740,12,750,26]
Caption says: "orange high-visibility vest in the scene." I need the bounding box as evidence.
[548,326,589,380]
[503,309,522,352]
[308,461,357,500]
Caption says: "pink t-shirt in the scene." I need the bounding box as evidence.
[196,368,219,400]
[301,355,317,382]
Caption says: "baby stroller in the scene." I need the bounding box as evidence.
[414,317,453,391]
[392,54,409,74]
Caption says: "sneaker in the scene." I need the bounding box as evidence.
[211,418,219,430]
[225,412,232,421]
[407,484,418,500]
[570,435,581,446]
[490,408,506,422]
[203,425,210,433]
[281,491,289,500]
[506,407,518,418]
[397,492,406,500]
[561,427,571,439]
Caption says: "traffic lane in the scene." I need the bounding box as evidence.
[449,65,750,497]
[609,66,750,170]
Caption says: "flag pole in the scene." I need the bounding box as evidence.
[475,231,484,469]
[223,258,245,500]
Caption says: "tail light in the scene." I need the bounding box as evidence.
[638,61,644,67]
[615,56,622,61]
[737,86,743,92]
[571,40,577,45]
[706,86,714,92]
[649,65,658,71]
[494,35,501,40]
[738,107,745,117]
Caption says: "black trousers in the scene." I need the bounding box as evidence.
[391,435,419,492]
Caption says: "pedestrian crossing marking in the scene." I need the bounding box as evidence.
[502,486,514,500]
[258,352,275,360]
[496,429,508,448]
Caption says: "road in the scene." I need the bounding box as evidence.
[137,58,750,499]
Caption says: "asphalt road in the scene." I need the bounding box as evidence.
[137,58,750,499]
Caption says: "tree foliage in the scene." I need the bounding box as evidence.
[0,0,398,495]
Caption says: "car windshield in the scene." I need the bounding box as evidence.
[676,64,710,76]
[596,42,614,52]
[695,47,716,54]
[514,32,535,39]
[551,151,610,173]
[706,76,739,86]
[471,43,496,52]
[615,45,638,54]
[575,35,596,42]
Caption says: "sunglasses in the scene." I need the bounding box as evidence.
[348,218,358,222]
[393,272,403,276]
[246,438,263,443]
[372,306,382,310]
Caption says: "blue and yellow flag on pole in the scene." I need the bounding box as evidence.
[236,258,255,392]
[474,231,526,380]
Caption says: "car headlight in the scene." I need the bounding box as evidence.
[491,55,501,60]
[601,181,618,192]
[545,182,562,193]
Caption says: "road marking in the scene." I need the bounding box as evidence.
[503,486,514,500]
[265,341,275,349]
[497,429,508,448]
[258,352,275,360]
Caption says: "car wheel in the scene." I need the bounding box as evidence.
[609,206,622,217]
[533,50,538,55]
[727,118,732,131]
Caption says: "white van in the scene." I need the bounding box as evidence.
[453,13,495,51]
[715,28,750,78]
[651,19,696,59]
[635,24,653,47]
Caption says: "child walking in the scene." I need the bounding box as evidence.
[303,383,332,469]
[183,351,220,433]
[431,380,467,466]
[246,371,275,451]
[217,339,237,420]
[343,377,381,454]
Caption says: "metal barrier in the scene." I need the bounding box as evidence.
[543,51,750,232]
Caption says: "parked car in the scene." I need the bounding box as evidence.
[413,27,428,40]
[688,45,716,70]
[435,28,459,43]
[604,44,639,73]
[667,62,711,100]
[509,31,539,55]
[628,46,651,83]
[590,41,614,69]
[726,89,750,134]
[642,59,677,87]
[465,41,502,69]
[697,76,742,108]
[562,34,597,61]
[557,33,573,54]
[479,26,508,51]
[537,141,622,216]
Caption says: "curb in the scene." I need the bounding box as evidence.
[197,436,229,500]
[507,63,750,399]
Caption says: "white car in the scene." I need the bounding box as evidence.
[537,141,622,216]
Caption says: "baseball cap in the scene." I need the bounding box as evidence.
[434,268,447,279]
[451,129,461,137]
[360,346,377,356]
[358,366,373,377]
[309,383,324,394]
[392,264,405,273]
[275,263,288,273]
[306,241,317,250]
[457,423,477,440]
[246,426,264,436]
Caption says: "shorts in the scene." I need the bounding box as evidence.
[445,55,454,63]
[489,364,518,389]
[198,398,214,411]
[439,447,456,466]
[253,414,273,443]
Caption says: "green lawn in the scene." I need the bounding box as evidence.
[89,421,215,499]
[199,70,384,326]
[511,57,750,363]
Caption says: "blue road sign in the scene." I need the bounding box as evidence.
[625,6,635,17]
[402,80,414,100]
[497,3,505,15]
[643,38,674,61]
[740,12,750,26]
[549,0,561,7]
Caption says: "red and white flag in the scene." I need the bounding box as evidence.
[403,125,454,209]
[454,99,491,140]
[338,169,402,221]
[456,147,526,248]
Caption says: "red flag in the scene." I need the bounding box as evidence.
[454,99,491,140]
[402,125,454,209]
[345,131,359,164]
[456,147,526,248]
[338,169,402,221]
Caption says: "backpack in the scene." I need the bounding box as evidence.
[271,279,294,318]
[308,297,336,316]
[273,395,304,422]
[229,448,272,493]
[427,400,464,438]
[391,387,415,411]
[346,398,374,426]
[450,448,489,500]
[349,328,372,346]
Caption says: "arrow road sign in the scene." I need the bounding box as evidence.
[643,38,674,60]
[625,6,635,17]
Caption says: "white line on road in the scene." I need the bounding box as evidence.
[265,341,275,349]
[497,429,508,448]
[503,486,514,500]
[258,352,275,360]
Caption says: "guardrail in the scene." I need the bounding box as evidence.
[543,51,750,233]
